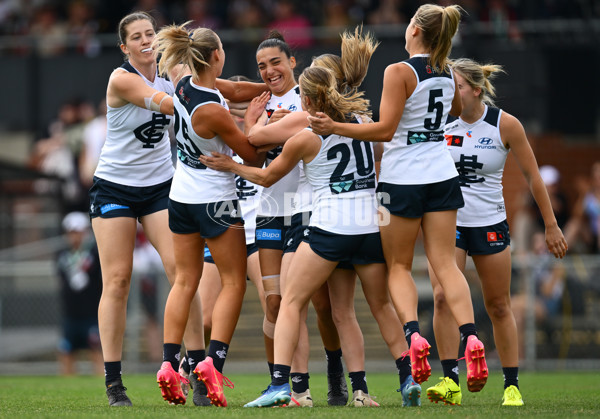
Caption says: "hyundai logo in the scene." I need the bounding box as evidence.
[478,137,493,145]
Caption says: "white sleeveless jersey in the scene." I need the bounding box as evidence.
[444,105,509,227]
[259,86,302,217]
[95,62,174,186]
[379,54,458,185]
[305,120,379,235]
[291,164,313,215]
[233,154,262,244]
[169,76,237,204]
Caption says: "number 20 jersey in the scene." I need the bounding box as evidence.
[169,76,237,204]
[379,54,458,185]
[445,105,508,227]
[305,119,379,235]
[95,62,174,187]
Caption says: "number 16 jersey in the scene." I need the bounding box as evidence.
[169,76,237,204]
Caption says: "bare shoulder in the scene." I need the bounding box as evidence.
[499,110,524,135]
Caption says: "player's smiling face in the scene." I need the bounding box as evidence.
[121,19,156,65]
[256,47,296,96]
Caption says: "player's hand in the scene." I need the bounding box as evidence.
[244,91,270,125]
[545,224,568,259]
[307,112,334,135]
[198,152,235,172]
[267,108,291,124]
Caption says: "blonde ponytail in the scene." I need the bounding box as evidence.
[451,58,505,106]
[153,22,220,81]
[413,4,463,73]
[299,66,370,122]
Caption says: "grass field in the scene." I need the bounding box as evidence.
[1,371,598,418]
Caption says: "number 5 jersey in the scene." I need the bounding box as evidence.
[379,54,458,185]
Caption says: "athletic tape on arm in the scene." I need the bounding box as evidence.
[144,91,168,112]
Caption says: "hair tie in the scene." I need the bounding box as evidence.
[188,32,193,44]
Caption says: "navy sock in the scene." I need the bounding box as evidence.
[272,364,291,386]
[187,349,206,374]
[104,361,122,386]
[325,348,344,376]
[503,367,519,389]
[291,372,310,393]
[207,340,229,373]
[348,371,368,393]
[459,323,478,348]
[268,362,274,379]
[180,355,190,374]
[403,321,420,347]
[163,343,182,372]
[441,359,460,385]
[395,355,412,386]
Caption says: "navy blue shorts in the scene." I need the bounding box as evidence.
[308,227,385,265]
[204,242,258,264]
[58,317,100,353]
[255,216,289,250]
[168,199,243,238]
[283,212,311,254]
[377,177,464,218]
[456,220,510,255]
[89,176,171,219]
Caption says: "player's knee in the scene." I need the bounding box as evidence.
[485,296,512,320]
[263,316,275,339]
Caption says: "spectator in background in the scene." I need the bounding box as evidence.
[268,0,313,48]
[185,0,222,30]
[56,211,103,376]
[132,225,164,363]
[366,0,408,25]
[511,231,566,359]
[479,0,522,41]
[512,165,570,255]
[66,0,101,57]
[28,3,67,56]
[79,99,107,189]
[566,161,600,253]
[228,0,266,32]
[29,98,92,212]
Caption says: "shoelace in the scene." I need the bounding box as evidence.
[179,374,190,386]
[222,374,234,389]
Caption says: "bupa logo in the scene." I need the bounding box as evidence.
[478,138,493,145]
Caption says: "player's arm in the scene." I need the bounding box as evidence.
[193,103,264,166]
[502,112,567,258]
[216,78,269,102]
[108,69,174,115]
[200,130,317,187]
[248,111,310,146]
